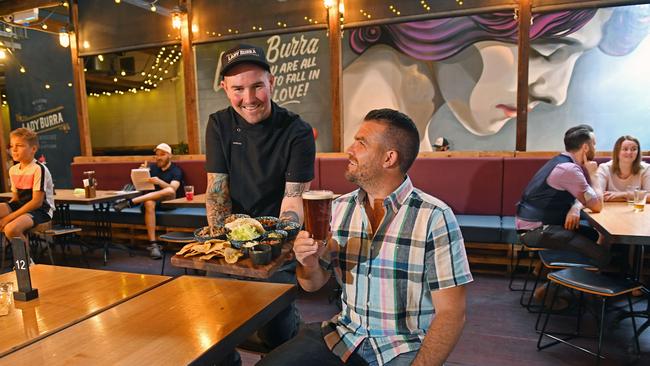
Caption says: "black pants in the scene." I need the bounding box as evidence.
[519,224,610,268]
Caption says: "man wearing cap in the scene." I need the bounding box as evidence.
[204,44,315,361]
[114,143,183,259]
[433,137,450,152]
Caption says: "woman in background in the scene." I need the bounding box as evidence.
[596,135,650,201]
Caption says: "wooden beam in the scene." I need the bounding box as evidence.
[515,0,531,151]
[0,0,61,16]
[328,0,343,152]
[180,0,200,155]
[69,0,91,156]
[0,95,9,192]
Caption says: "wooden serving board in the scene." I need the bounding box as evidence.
[170,242,293,279]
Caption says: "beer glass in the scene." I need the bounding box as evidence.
[302,190,334,246]
[633,189,647,213]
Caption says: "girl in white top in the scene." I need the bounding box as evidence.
[596,135,650,201]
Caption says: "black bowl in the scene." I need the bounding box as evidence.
[193,225,227,242]
[239,241,259,258]
[255,216,279,231]
[260,238,282,258]
[250,244,272,265]
[276,221,300,239]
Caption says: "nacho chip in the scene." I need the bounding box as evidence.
[177,242,198,255]
[224,247,243,264]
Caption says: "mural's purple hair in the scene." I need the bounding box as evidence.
[599,5,650,56]
[350,10,598,61]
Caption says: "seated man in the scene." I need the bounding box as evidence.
[0,128,54,255]
[517,124,610,267]
[114,143,183,259]
[259,109,472,366]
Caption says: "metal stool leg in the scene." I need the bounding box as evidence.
[627,294,641,356]
[596,298,606,365]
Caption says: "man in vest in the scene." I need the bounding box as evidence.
[516,125,610,269]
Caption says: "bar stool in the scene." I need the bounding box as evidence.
[158,231,194,275]
[27,222,55,264]
[537,267,642,365]
[524,250,599,313]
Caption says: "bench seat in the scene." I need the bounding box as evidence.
[456,215,502,243]
[67,204,207,228]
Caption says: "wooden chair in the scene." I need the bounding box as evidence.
[537,268,642,364]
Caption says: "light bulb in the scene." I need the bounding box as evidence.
[59,31,70,48]
[0,49,6,59]
[150,5,156,12]
[172,13,181,29]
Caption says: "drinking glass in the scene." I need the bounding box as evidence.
[302,190,334,247]
[633,189,647,213]
[184,185,194,201]
[626,185,638,205]
[0,282,13,317]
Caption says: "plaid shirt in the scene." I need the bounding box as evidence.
[321,177,473,365]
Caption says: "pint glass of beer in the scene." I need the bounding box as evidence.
[302,190,334,246]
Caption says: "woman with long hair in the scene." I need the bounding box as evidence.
[596,135,650,201]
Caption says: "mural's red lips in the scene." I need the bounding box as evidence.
[496,104,518,118]
[496,104,535,118]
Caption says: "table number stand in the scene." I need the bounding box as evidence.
[10,237,39,301]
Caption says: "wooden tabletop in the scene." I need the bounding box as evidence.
[584,202,650,245]
[161,193,206,208]
[0,189,140,205]
[171,242,294,279]
[1,276,296,365]
[0,265,170,357]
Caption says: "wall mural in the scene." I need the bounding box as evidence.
[342,4,650,152]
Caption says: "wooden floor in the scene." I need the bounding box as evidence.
[4,244,649,366]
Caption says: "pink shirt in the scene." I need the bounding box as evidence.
[516,153,597,230]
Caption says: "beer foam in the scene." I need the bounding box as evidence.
[302,190,333,200]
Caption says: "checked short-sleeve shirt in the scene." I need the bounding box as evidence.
[321,177,473,365]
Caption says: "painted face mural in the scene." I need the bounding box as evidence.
[344,5,650,150]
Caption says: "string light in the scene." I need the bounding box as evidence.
[83,41,90,49]
[115,0,121,3]
[150,4,157,12]
[172,10,181,29]
[59,29,70,47]
[45,84,51,89]
[41,24,48,30]
[98,54,104,62]
[0,49,5,59]
[19,66,25,73]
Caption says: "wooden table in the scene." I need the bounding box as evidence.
[0,265,170,357]
[584,202,650,246]
[585,202,650,333]
[1,276,296,365]
[0,189,140,206]
[0,189,141,264]
[171,242,293,279]
[161,193,206,208]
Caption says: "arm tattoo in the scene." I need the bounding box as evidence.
[279,210,299,223]
[206,173,231,228]
[284,182,309,198]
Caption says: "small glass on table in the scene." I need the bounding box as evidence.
[302,190,334,247]
[633,189,647,213]
[0,282,13,317]
[626,185,639,205]
[184,185,194,201]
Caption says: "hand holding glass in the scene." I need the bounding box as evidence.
[302,190,334,247]
[184,185,194,201]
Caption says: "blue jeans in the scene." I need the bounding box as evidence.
[257,323,419,366]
